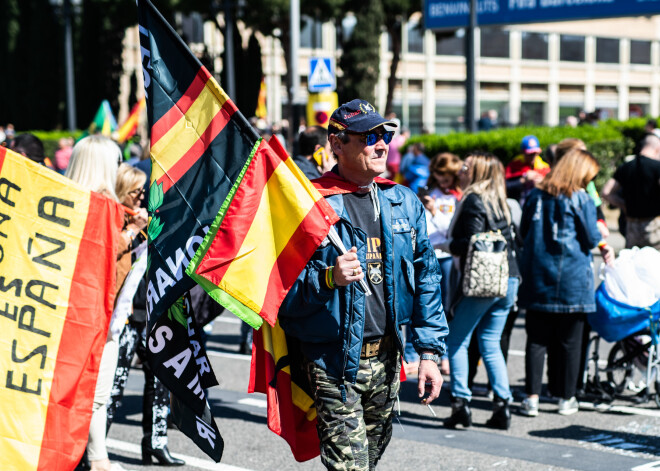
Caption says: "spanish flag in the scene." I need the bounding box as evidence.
[249,322,320,462]
[0,148,122,470]
[187,135,339,328]
[255,77,267,119]
[116,97,146,144]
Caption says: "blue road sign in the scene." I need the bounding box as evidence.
[425,0,660,30]
[308,57,336,92]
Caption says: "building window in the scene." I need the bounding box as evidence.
[630,40,651,65]
[520,102,545,126]
[481,28,509,58]
[436,29,464,56]
[560,35,585,62]
[407,22,424,54]
[435,104,465,134]
[596,37,619,64]
[301,15,323,48]
[521,32,548,60]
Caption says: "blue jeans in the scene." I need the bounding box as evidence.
[405,256,454,363]
[447,277,519,401]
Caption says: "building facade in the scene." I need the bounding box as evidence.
[120,13,660,136]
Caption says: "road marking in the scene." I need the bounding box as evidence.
[106,438,255,471]
[238,398,267,408]
[207,350,251,360]
[215,317,242,325]
[633,461,660,470]
[579,402,660,418]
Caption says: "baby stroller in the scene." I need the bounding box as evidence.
[585,283,660,407]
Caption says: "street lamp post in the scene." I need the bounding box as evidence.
[50,0,79,131]
[465,0,477,133]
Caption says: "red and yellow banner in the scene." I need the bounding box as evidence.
[249,322,319,462]
[187,136,339,328]
[116,97,146,143]
[0,148,122,471]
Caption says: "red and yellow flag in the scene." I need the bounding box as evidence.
[187,135,339,328]
[249,322,320,462]
[255,77,267,119]
[0,148,122,471]
[116,97,146,143]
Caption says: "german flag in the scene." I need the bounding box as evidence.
[138,0,257,462]
[116,97,146,144]
[187,136,339,328]
[0,148,122,470]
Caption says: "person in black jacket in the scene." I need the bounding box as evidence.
[445,152,520,430]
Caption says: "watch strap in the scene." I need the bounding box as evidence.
[420,353,439,363]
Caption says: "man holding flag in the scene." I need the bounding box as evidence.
[279,100,449,470]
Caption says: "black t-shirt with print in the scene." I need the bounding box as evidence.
[342,191,387,339]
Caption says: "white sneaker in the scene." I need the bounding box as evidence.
[519,397,539,417]
[558,396,579,416]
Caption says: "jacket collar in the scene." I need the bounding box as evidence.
[312,168,397,196]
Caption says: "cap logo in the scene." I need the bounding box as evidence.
[359,102,374,114]
[343,110,361,120]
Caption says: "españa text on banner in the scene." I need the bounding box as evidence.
[0,149,90,470]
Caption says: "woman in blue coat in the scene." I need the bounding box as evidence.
[518,149,614,417]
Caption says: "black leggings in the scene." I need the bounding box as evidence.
[525,310,585,399]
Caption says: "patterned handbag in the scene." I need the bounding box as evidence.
[462,228,509,298]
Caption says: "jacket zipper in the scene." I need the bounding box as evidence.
[340,219,356,403]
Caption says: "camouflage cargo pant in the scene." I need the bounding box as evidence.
[305,346,401,471]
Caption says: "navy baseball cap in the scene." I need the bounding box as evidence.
[328,99,398,134]
[521,135,542,154]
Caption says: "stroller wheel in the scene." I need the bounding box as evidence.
[607,342,635,395]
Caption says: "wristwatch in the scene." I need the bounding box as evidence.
[420,353,440,364]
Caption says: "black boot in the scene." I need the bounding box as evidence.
[444,397,472,429]
[142,438,185,466]
[486,395,511,430]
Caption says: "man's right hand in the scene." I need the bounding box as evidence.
[333,247,364,286]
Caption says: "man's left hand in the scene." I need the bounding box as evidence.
[417,357,443,404]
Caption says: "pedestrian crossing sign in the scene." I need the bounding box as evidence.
[308,57,335,92]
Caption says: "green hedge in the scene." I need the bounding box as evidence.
[404,121,643,189]
[19,130,83,162]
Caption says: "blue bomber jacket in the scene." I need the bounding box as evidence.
[279,172,449,385]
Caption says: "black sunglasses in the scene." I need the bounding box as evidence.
[128,187,146,197]
[348,130,394,146]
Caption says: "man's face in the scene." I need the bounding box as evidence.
[332,128,390,183]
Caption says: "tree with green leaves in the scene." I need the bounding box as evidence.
[381,0,421,115]
[0,0,63,129]
[238,0,344,146]
[337,0,384,104]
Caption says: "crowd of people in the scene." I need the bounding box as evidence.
[380,126,659,430]
[3,99,659,470]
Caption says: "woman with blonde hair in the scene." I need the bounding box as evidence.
[66,136,147,471]
[445,151,520,430]
[518,148,614,417]
[65,135,121,200]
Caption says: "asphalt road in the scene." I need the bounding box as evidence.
[106,312,660,471]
